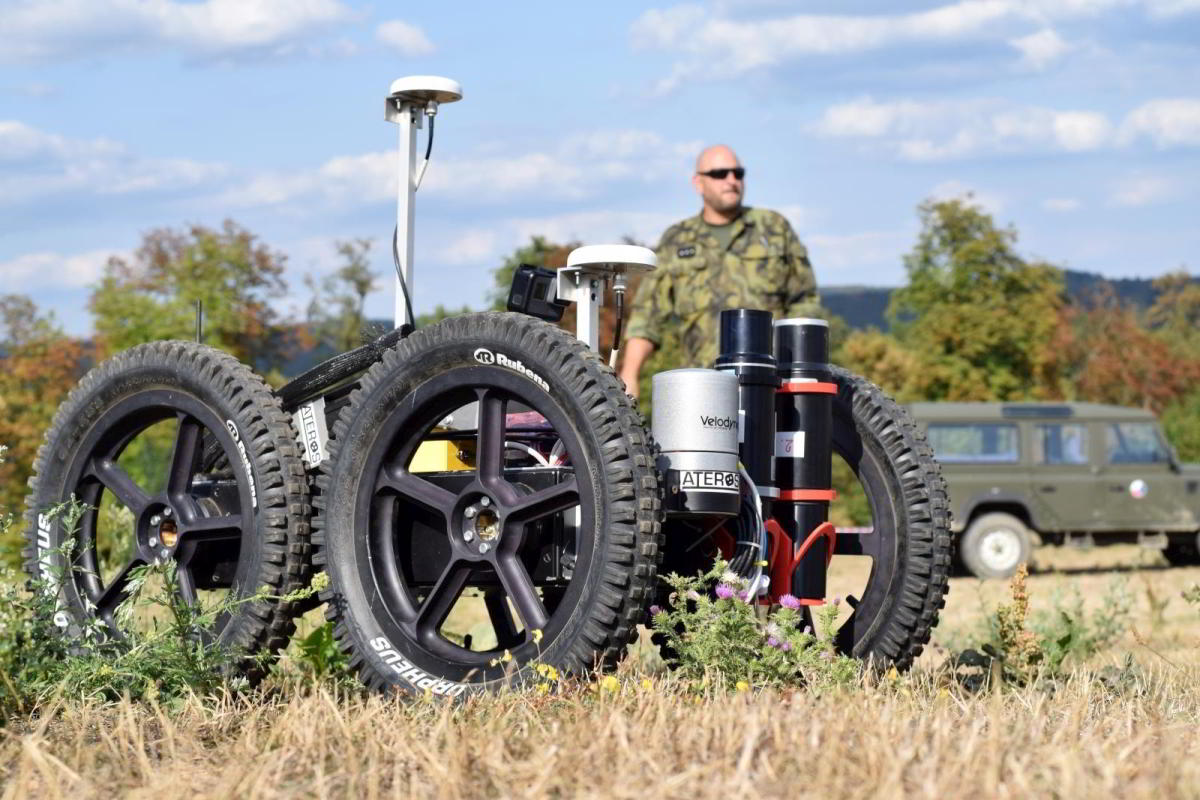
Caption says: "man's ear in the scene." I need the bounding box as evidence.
[691,172,705,196]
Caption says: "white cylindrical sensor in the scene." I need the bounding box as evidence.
[651,369,741,516]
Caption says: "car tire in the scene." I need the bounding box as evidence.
[1163,533,1200,567]
[23,341,311,678]
[313,312,662,697]
[959,512,1032,579]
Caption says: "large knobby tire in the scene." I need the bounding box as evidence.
[314,312,662,697]
[827,366,952,670]
[959,512,1032,579]
[23,341,311,677]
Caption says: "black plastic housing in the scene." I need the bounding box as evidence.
[507,264,569,322]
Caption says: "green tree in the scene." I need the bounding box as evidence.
[416,303,473,327]
[888,198,1066,401]
[89,220,287,363]
[306,239,379,352]
[0,295,87,561]
[1054,286,1200,414]
[1146,270,1200,357]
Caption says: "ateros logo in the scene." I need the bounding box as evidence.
[473,348,550,392]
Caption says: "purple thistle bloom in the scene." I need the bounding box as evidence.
[832,595,842,607]
[715,584,735,600]
[779,594,801,610]
[781,641,792,652]
[737,590,751,603]
[767,636,780,648]
[649,605,662,616]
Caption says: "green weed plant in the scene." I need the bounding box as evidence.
[650,560,859,691]
[952,565,1133,688]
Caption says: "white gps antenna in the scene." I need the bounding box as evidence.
[385,75,463,329]
[560,244,656,366]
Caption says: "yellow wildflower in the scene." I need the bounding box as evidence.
[532,628,544,644]
[599,675,620,693]
[736,680,750,692]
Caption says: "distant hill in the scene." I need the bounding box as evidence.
[822,269,1191,331]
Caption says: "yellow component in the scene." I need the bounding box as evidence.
[410,437,473,472]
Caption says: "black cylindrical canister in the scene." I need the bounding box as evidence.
[773,318,835,602]
[715,309,779,503]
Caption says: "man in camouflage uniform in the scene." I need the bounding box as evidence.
[618,144,820,397]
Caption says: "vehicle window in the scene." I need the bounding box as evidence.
[1034,423,1088,465]
[1106,422,1170,464]
[927,423,1020,463]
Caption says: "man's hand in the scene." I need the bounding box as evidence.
[617,337,655,399]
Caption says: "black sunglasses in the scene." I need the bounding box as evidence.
[697,167,745,180]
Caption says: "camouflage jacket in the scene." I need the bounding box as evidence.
[625,207,820,367]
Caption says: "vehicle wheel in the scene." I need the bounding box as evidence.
[959,512,1031,579]
[23,341,311,677]
[313,312,662,696]
[825,366,952,670]
[1163,533,1200,566]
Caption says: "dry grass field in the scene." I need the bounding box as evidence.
[3,545,1199,799]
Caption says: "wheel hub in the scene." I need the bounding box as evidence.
[980,529,1020,572]
[462,495,503,553]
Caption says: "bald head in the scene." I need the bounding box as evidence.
[695,145,739,173]
[692,144,745,224]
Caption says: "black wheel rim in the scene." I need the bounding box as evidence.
[61,390,256,639]
[830,415,903,657]
[357,366,593,681]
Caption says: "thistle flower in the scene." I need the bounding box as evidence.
[832,596,842,607]
[721,570,741,586]
[779,594,801,610]
[767,636,780,648]
[715,584,735,600]
[649,605,663,616]
[781,641,792,652]
[686,590,702,602]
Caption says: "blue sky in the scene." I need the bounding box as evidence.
[3,0,1199,336]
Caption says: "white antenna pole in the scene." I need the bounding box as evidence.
[395,103,418,328]
[383,76,463,330]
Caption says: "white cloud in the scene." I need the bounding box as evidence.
[813,97,1114,160]
[375,20,435,56]
[229,130,702,210]
[1,249,117,290]
[0,121,228,206]
[1110,173,1177,206]
[631,1,1200,89]
[1121,98,1200,147]
[0,0,353,63]
[438,229,499,265]
[1010,28,1070,68]
[1042,196,1081,211]
[806,230,910,282]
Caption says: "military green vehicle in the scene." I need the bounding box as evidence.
[908,402,1200,579]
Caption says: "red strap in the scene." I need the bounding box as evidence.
[789,521,838,573]
[779,489,837,502]
[779,382,837,394]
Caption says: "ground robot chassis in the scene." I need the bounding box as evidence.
[25,77,952,697]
